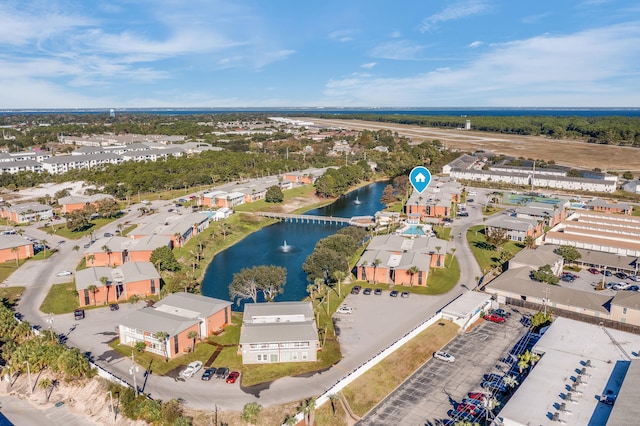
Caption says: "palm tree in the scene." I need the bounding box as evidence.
[448,248,456,267]
[87,254,95,266]
[219,222,231,240]
[298,397,316,426]
[328,393,340,417]
[72,245,80,253]
[101,245,112,266]
[11,246,19,266]
[38,378,55,401]
[502,375,519,390]
[187,330,199,352]
[87,284,98,306]
[241,402,262,425]
[153,331,170,361]
[407,265,420,286]
[435,246,442,267]
[99,276,110,304]
[284,415,297,426]
[361,260,369,282]
[41,239,48,257]
[372,258,381,284]
[129,294,140,306]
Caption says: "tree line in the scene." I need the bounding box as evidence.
[310,113,640,147]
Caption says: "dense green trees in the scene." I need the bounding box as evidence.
[314,113,640,147]
[532,264,559,285]
[265,185,284,203]
[150,246,180,271]
[302,230,362,283]
[229,265,287,304]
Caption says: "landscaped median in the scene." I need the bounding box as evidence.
[341,319,459,417]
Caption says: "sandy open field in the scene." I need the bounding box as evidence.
[307,118,640,173]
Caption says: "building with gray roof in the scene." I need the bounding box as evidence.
[118,292,231,359]
[240,302,318,364]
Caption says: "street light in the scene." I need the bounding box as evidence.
[23,361,32,395]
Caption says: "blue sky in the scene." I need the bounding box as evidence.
[1,0,639,108]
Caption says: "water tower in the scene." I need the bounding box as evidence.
[109,108,116,118]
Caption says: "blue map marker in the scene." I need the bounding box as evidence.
[409,166,432,194]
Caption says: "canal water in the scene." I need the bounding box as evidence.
[201,181,388,309]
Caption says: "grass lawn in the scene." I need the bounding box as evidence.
[39,283,79,314]
[432,225,451,240]
[0,286,25,305]
[120,224,137,237]
[342,319,459,417]
[0,260,24,283]
[40,217,118,240]
[407,255,460,295]
[467,225,524,273]
[109,337,218,376]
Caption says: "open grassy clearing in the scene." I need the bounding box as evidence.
[39,282,79,314]
[342,319,459,417]
[466,225,524,273]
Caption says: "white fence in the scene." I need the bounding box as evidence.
[284,307,450,425]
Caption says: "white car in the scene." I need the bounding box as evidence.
[613,282,629,291]
[180,360,203,378]
[56,270,73,277]
[336,306,353,314]
[433,350,455,363]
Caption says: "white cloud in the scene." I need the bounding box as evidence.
[329,29,354,42]
[361,62,377,69]
[420,0,489,32]
[390,31,402,38]
[468,41,483,48]
[325,23,640,107]
[370,40,427,60]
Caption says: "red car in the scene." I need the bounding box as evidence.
[484,313,506,323]
[456,403,480,414]
[225,371,240,384]
[588,268,600,274]
[468,392,486,402]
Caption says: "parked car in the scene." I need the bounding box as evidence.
[468,392,486,402]
[490,308,510,318]
[601,270,612,276]
[215,367,229,379]
[336,305,353,314]
[614,272,628,280]
[201,368,216,381]
[561,272,578,282]
[73,309,85,320]
[374,288,382,295]
[629,275,640,282]
[181,361,203,378]
[484,314,506,324]
[390,290,399,297]
[588,268,600,274]
[401,291,410,298]
[226,371,240,384]
[109,304,119,311]
[626,285,640,292]
[56,270,73,277]
[613,282,629,291]
[363,288,372,295]
[433,351,455,363]
[104,232,113,237]
[456,403,481,414]
[350,285,361,295]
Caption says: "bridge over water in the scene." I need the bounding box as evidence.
[256,212,375,228]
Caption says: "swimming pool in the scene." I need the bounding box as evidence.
[401,225,427,236]
[507,195,563,206]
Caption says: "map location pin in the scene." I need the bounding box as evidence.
[409,166,432,194]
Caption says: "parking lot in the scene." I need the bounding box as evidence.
[358,308,533,426]
[558,269,639,295]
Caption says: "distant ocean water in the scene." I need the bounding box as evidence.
[1,108,639,117]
